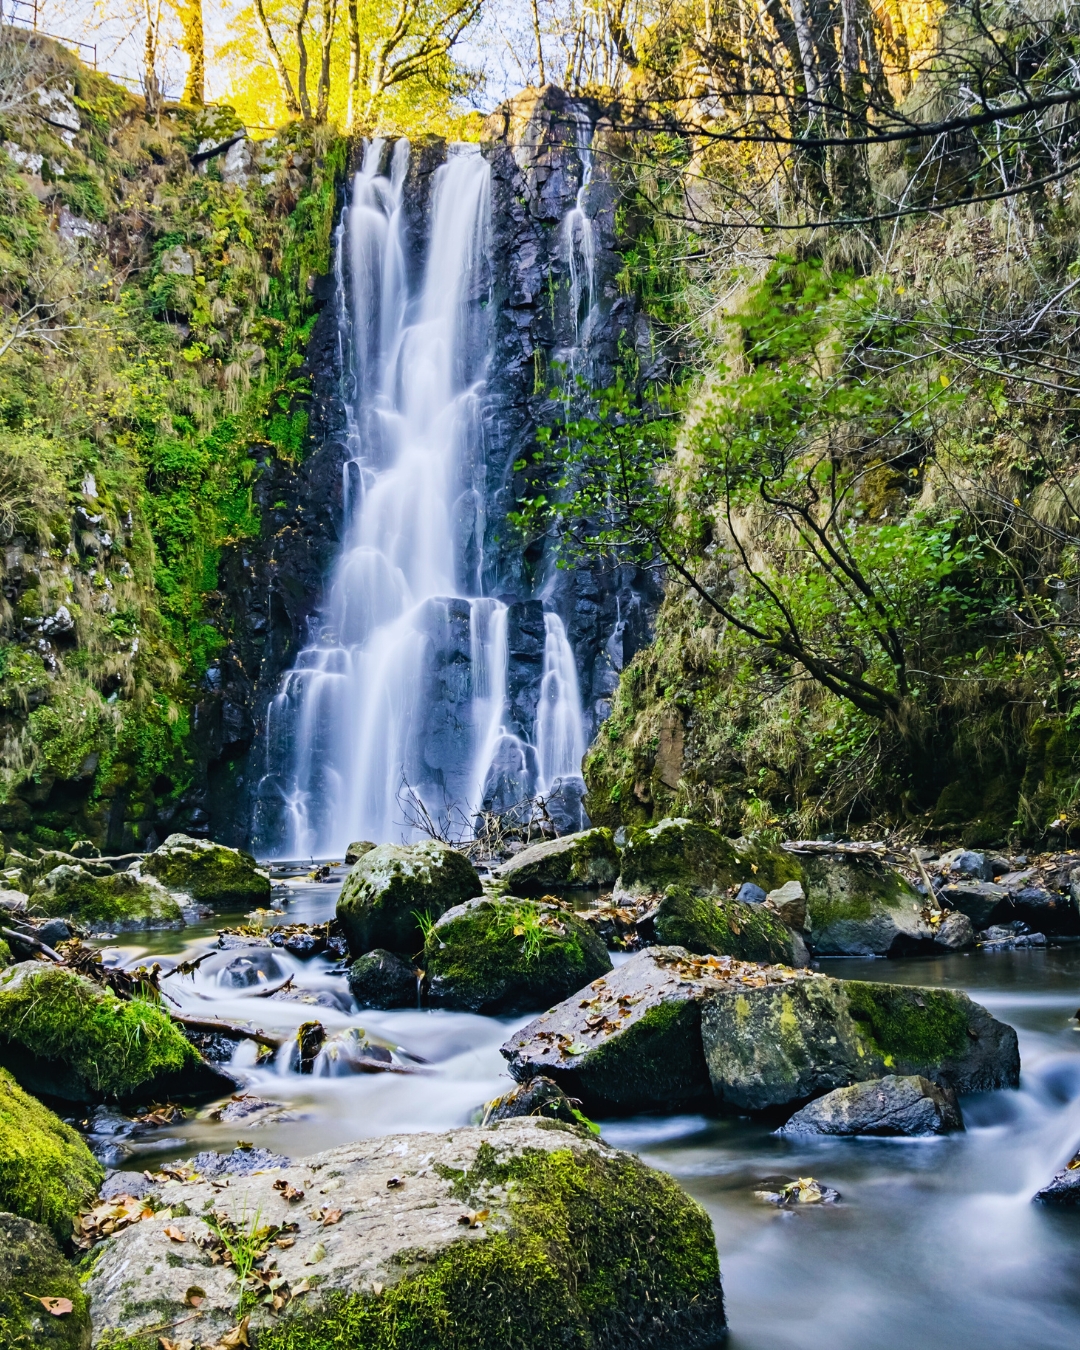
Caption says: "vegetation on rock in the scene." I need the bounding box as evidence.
[0,1210,92,1348]
[140,834,268,906]
[653,884,802,965]
[31,866,182,931]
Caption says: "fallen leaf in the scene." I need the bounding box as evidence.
[291,1278,312,1296]
[218,1316,250,1348]
[372,1281,384,1295]
[274,1237,296,1249]
[163,1226,186,1243]
[458,1208,490,1228]
[304,1241,326,1265]
[184,1286,206,1308]
[273,1179,305,1202]
[27,1295,73,1316]
[321,1208,343,1225]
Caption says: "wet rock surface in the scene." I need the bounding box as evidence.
[424,895,612,1014]
[1033,1147,1080,1205]
[337,841,481,957]
[84,1120,725,1350]
[141,832,270,907]
[492,828,620,894]
[503,946,1020,1116]
[0,1210,91,1349]
[651,884,807,966]
[347,948,419,1008]
[782,1075,964,1136]
[480,1074,583,1126]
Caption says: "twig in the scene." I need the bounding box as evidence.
[168,1012,285,1051]
[1,925,63,962]
[251,974,293,999]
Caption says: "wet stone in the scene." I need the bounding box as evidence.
[190,1145,291,1178]
[347,948,419,1009]
[1033,1148,1080,1206]
[782,1075,964,1137]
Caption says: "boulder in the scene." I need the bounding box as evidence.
[765,879,808,930]
[781,1075,963,1136]
[481,1075,583,1126]
[0,1212,91,1349]
[938,880,1007,929]
[0,1066,102,1242]
[801,852,961,955]
[0,963,235,1104]
[502,947,1019,1116]
[651,884,807,966]
[337,841,482,957]
[347,949,419,1008]
[345,840,376,865]
[736,882,767,905]
[493,828,620,895]
[141,833,270,907]
[938,848,993,881]
[1008,885,1080,935]
[615,819,799,900]
[1033,1147,1080,1206]
[31,865,184,933]
[83,1121,725,1349]
[424,896,612,1014]
[701,972,1018,1113]
[932,909,976,951]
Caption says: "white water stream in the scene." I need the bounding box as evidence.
[261,141,587,856]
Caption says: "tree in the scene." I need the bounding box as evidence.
[173,0,204,104]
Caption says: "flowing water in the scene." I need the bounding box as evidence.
[101,881,1080,1350]
[259,142,589,858]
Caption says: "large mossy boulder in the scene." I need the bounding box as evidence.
[0,1066,102,1242]
[801,852,964,955]
[84,1121,725,1349]
[141,833,270,907]
[0,1212,91,1349]
[653,884,805,965]
[0,963,233,1104]
[423,897,613,1014]
[616,819,800,900]
[493,828,620,895]
[31,866,183,933]
[502,947,1019,1116]
[337,841,481,957]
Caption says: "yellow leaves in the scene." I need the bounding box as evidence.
[163,1225,187,1243]
[458,1208,489,1228]
[74,1194,154,1249]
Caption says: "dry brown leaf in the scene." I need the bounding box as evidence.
[218,1315,250,1348]
[27,1295,73,1316]
[321,1208,343,1225]
[163,1226,186,1243]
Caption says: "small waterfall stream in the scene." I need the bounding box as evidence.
[262,139,589,855]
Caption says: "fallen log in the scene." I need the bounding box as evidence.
[169,1011,285,1051]
[1,925,63,962]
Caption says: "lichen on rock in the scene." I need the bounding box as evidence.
[0,1067,103,1242]
[423,896,612,1014]
[337,841,482,957]
[82,1121,725,1350]
[140,833,270,908]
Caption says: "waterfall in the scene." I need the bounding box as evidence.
[260,139,591,857]
[562,109,598,349]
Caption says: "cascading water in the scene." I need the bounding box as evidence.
[562,109,599,351]
[261,139,589,856]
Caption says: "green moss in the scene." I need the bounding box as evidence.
[0,1066,103,1242]
[0,1210,93,1349]
[33,869,182,929]
[573,998,713,1112]
[654,885,797,964]
[257,1141,722,1350]
[0,940,9,968]
[141,841,268,906]
[0,965,198,1098]
[338,843,481,956]
[802,855,916,932]
[844,981,971,1065]
[423,899,612,1014]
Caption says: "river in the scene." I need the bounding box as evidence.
[96,870,1080,1350]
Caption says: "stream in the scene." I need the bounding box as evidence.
[90,869,1080,1350]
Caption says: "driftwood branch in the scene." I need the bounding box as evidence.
[1,925,63,962]
[168,1012,285,1051]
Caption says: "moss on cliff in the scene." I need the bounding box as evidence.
[0,1066,103,1242]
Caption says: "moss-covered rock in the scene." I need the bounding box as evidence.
[503,946,1019,1116]
[140,834,270,907]
[0,1211,91,1349]
[30,866,183,933]
[653,884,805,965]
[0,963,232,1103]
[424,897,613,1014]
[616,818,800,899]
[337,841,481,957]
[83,1121,724,1349]
[347,949,419,1009]
[802,852,957,955]
[493,828,620,895]
[0,1067,102,1242]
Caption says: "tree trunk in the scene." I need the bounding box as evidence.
[530,0,546,85]
[253,0,301,117]
[316,0,338,122]
[295,0,313,121]
[143,0,163,115]
[174,0,204,105]
[347,0,361,130]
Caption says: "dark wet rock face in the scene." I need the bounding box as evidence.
[782,1075,964,1137]
[1033,1148,1080,1205]
[481,1074,582,1125]
[347,948,419,1009]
